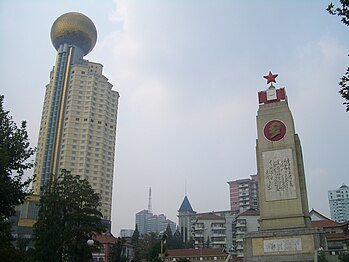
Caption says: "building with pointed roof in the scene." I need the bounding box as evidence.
[179,195,195,213]
[178,195,196,243]
[177,196,238,250]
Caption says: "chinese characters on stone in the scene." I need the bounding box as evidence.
[265,158,294,192]
[262,149,297,201]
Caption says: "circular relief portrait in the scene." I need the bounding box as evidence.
[264,120,286,142]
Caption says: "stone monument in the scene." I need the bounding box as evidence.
[243,72,326,262]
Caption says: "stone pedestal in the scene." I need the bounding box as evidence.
[244,227,326,262]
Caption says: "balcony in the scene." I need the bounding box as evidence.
[236,244,244,250]
[211,240,226,245]
[212,233,225,237]
[236,220,246,227]
[235,238,243,243]
[211,224,225,230]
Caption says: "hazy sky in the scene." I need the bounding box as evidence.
[1,0,348,236]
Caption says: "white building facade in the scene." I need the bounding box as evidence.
[329,184,349,222]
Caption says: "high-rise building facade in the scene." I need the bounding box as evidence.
[329,184,349,222]
[32,12,119,222]
[227,175,258,212]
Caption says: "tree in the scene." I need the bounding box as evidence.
[0,95,35,259]
[171,227,184,249]
[339,251,349,262]
[327,1,349,111]
[109,237,127,262]
[33,169,105,262]
[0,95,34,220]
[131,224,140,261]
[138,233,162,262]
[164,224,173,249]
[131,224,140,246]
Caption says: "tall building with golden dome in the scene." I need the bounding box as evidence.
[33,12,119,224]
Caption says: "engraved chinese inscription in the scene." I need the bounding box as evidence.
[264,238,302,253]
[262,149,296,201]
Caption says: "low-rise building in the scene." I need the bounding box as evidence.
[310,209,349,251]
[92,233,135,262]
[178,196,238,250]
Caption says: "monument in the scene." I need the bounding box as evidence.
[243,72,326,262]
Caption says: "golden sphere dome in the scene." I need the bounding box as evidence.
[51,12,97,55]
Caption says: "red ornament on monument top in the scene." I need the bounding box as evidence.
[258,71,286,104]
[263,71,278,84]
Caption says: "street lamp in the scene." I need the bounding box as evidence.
[159,231,167,261]
[87,239,94,246]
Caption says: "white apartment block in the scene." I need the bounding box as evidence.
[329,184,349,222]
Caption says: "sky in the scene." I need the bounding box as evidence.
[0,0,348,236]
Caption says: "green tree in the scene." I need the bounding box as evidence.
[184,237,194,249]
[0,95,35,260]
[171,227,183,249]
[33,169,105,262]
[138,233,162,262]
[131,224,140,246]
[318,250,328,262]
[131,225,140,261]
[339,251,349,262]
[327,0,349,111]
[164,224,173,249]
[109,237,127,262]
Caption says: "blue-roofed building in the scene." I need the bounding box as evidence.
[178,196,196,243]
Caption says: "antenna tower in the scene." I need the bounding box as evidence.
[148,187,152,213]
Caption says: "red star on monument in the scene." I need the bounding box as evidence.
[263,71,278,84]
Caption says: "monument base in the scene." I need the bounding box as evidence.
[243,227,326,262]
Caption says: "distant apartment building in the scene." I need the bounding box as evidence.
[135,210,176,235]
[227,175,258,212]
[135,210,153,235]
[328,184,349,222]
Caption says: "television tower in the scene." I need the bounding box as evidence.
[148,187,152,214]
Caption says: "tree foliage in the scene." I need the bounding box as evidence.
[171,227,184,249]
[109,237,128,262]
[33,169,105,262]
[137,233,162,262]
[0,95,34,220]
[164,224,173,249]
[131,224,140,246]
[0,95,35,259]
[339,251,349,262]
[327,0,349,111]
